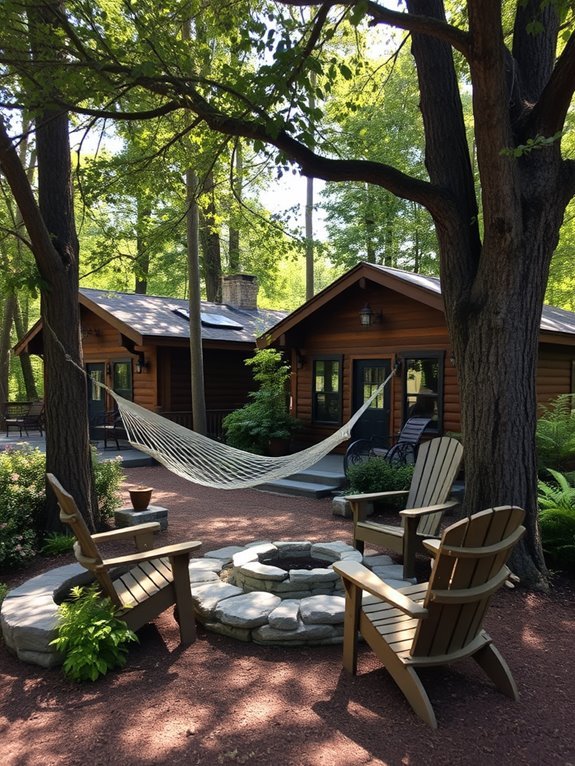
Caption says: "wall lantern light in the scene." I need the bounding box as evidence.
[135,353,148,374]
[359,303,382,327]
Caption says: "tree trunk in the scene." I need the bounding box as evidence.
[134,203,151,294]
[35,106,98,532]
[228,142,242,272]
[0,293,15,403]
[200,170,222,302]
[13,296,39,401]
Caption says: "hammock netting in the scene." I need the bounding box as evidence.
[102,368,395,490]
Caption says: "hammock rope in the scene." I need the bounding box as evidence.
[47,321,396,490]
[105,367,396,489]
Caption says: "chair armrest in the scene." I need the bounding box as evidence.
[422,539,441,556]
[333,560,428,618]
[344,490,409,503]
[91,523,161,542]
[102,540,202,568]
[399,500,459,518]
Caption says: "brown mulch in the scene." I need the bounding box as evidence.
[1,465,574,766]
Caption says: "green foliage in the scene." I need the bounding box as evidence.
[51,584,138,682]
[0,447,123,568]
[538,470,575,571]
[92,451,124,519]
[0,447,45,567]
[347,458,414,509]
[0,582,8,608]
[223,348,300,454]
[536,395,575,474]
[40,533,75,556]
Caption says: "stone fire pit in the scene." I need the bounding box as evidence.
[188,540,415,646]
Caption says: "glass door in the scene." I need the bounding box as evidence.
[351,359,391,441]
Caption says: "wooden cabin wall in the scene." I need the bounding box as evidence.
[159,347,255,412]
[285,284,457,446]
[536,346,575,409]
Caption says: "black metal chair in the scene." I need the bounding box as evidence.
[344,417,431,477]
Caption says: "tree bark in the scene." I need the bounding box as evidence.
[0,293,15,403]
[13,295,39,400]
[200,169,222,303]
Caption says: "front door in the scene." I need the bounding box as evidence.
[86,363,106,437]
[352,359,391,441]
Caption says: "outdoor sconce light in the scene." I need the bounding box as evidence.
[135,353,148,374]
[359,303,382,327]
[105,363,112,377]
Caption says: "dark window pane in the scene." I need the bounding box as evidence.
[113,362,132,401]
[313,358,341,423]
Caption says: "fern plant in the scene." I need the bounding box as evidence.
[536,394,575,475]
[537,469,575,571]
[51,584,138,682]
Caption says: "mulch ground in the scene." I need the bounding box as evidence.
[1,464,574,766]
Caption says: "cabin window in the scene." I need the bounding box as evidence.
[112,360,133,401]
[402,353,444,431]
[312,357,342,424]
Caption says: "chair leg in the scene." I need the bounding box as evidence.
[341,579,361,675]
[171,554,196,645]
[473,642,519,701]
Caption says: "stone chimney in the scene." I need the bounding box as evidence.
[221,274,259,309]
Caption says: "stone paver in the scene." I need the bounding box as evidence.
[299,594,346,625]
[191,581,244,618]
[215,592,281,628]
[268,599,300,630]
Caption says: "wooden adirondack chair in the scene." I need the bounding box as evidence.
[347,436,463,578]
[333,505,525,728]
[47,473,201,645]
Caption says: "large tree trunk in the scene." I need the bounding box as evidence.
[36,107,98,532]
[13,296,39,401]
[0,293,15,402]
[200,170,222,302]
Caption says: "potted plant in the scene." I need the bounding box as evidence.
[128,486,153,511]
[223,348,300,455]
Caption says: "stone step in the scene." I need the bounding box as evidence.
[257,478,340,499]
[286,469,346,487]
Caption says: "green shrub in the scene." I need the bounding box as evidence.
[0,446,123,568]
[223,348,300,454]
[92,452,124,519]
[0,447,45,567]
[536,395,575,475]
[51,584,138,682]
[0,582,8,608]
[41,532,75,556]
[538,469,575,571]
[347,458,414,509]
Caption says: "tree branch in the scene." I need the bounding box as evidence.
[527,31,575,137]
[279,0,471,55]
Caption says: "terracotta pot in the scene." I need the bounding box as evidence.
[129,487,153,511]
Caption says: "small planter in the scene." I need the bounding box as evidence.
[129,487,153,511]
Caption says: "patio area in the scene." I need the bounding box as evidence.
[1,463,574,765]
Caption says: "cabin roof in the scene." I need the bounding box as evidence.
[14,288,288,355]
[79,288,287,345]
[261,263,575,344]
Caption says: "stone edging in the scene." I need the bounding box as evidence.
[0,543,416,666]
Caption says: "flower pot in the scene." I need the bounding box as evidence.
[129,487,153,511]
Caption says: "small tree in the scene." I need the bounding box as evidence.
[223,348,299,454]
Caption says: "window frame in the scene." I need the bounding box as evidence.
[312,354,343,425]
[400,351,445,433]
[111,359,133,402]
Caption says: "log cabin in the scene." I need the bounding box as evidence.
[15,274,286,439]
[260,263,575,449]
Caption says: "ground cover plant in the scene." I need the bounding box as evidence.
[538,468,575,572]
[51,584,138,682]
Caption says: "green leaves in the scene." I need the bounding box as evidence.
[51,584,138,682]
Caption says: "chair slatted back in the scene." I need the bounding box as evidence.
[405,437,463,537]
[46,473,121,607]
[411,506,525,658]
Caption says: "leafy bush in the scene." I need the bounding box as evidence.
[536,395,575,475]
[347,458,414,509]
[0,447,45,567]
[41,533,75,556]
[0,446,124,568]
[223,348,300,454]
[92,452,124,519]
[538,469,575,571]
[51,584,138,682]
[0,582,8,608]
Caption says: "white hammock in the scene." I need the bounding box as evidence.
[102,369,395,490]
